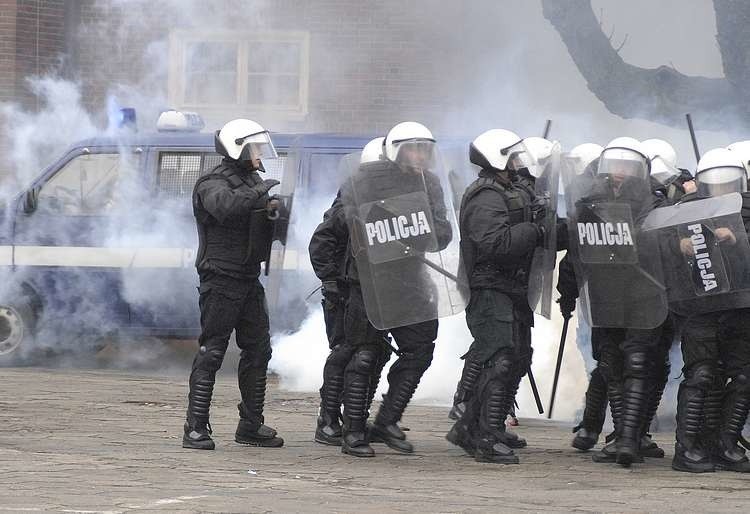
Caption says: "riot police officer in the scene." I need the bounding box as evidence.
[565,137,668,467]
[661,148,750,473]
[182,119,284,450]
[310,137,389,446]
[445,129,544,464]
[312,122,454,457]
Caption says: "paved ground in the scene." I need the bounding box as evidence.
[1,364,749,513]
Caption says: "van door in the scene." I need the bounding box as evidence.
[12,148,143,336]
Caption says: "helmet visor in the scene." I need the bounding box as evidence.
[237,131,278,161]
[502,140,539,174]
[650,156,681,186]
[392,138,436,169]
[697,166,747,197]
[597,148,648,180]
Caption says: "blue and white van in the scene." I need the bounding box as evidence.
[0,111,373,359]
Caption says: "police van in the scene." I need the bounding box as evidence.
[0,110,372,360]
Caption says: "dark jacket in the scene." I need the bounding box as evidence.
[192,158,273,280]
[459,169,539,292]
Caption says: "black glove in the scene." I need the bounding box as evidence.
[253,179,280,196]
[557,296,575,319]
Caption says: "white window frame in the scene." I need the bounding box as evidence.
[168,30,310,119]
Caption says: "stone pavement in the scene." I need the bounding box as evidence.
[1,367,749,513]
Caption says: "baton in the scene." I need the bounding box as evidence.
[685,113,701,165]
[542,119,552,139]
[527,365,544,415]
[547,315,570,419]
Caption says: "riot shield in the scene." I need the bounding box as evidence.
[641,192,750,316]
[264,146,300,310]
[344,148,468,330]
[527,141,561,319]
[564,161,667,329]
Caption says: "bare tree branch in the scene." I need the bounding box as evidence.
[541,0,745,131]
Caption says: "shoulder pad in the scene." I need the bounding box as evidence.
[463,176,508,204]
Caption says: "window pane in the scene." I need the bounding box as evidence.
[38,154,130,216]
[157,152,287,198]
[247,41,300,74]
[247,75,300,106]
[184,42,238,104]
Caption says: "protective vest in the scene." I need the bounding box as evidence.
[193,160,272,279]
[459,171,533,290]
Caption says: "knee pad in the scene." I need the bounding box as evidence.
[194,344,226,373]
[728,368,750,394]
[409,342,435,368]
[684,362,715,390]
[326,344,355,368]
[623,350,650,378]
[489,350,516,383]
[350,347,378,375]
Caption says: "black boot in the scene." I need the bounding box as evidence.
[592,381,643,463]
[183,368,216,450]
[572,367,608,451]
[372,377,419,454]
[474,384,519,464]
[616,371,649,467]
[315,366,344,446]
[700,372,724,457]
[714,383,750,473]
[236,366,283,447]
[365,350,389,444]
[342,371,375,458]
[446,418,476,456]
[641,362,669,458]
[672,383,714,473]
[449,357,482,420]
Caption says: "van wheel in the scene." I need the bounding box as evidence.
[0,300,35,357]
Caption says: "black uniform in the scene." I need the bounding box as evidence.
[671,192,750,473]
[183,158,283,449]
[446,169,541,463]
[567,179,675,458]
[309,196,390,445]
[310,160,452,456]
[572,175,665,466]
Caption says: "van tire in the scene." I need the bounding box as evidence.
[0,297,37,359]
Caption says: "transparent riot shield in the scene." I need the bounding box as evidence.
[344,148,468,330]
[564,169,667,329]
[528,141,561,319]
[264,146,300,310]
[642,192,750,316]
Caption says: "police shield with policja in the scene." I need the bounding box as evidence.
[309,139,390,447]
[564,137,668,467]
[338,122,464,457]
[642,148,750,473]
[183,119,286,450]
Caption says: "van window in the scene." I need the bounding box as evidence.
[156,151,288,198]
[37,153,133,216]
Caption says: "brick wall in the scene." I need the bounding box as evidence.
[71,0,463,135]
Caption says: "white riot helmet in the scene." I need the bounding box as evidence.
[360,137,385,164]
[642,139,680,186]
[384,121,436,169]
[470,129,536,173]
[726,140,750,174]
[598,137,650,181]
[214,118,278,162]
[568,143,603,175]
[696,147,747,197]
[523,136,554,178]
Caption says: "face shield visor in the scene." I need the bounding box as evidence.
[696,166,747,197]
[502,140,539,175]
[236,130,279,161]
[392,137,436,170]
[650,156,681,186]
[597,147,648,182]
